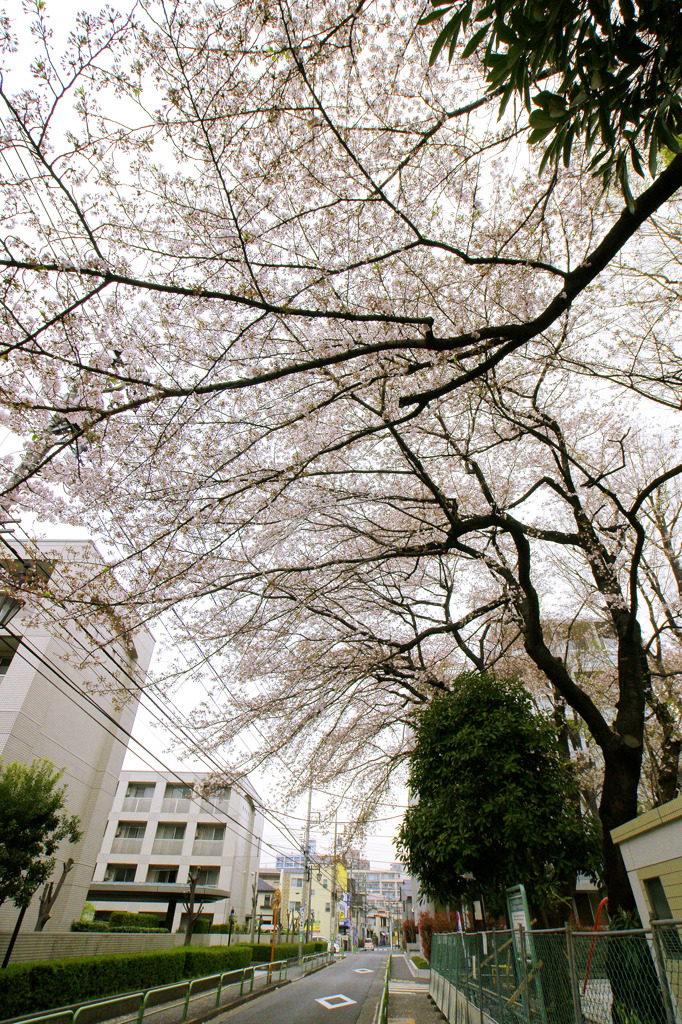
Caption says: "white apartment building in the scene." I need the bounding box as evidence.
[354,864,404,908]
[90,771,263,930]
[0,539,155,934]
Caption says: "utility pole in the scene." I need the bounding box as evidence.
[298,781,313,965]
[249,836,261,943]
[331,811,338,950]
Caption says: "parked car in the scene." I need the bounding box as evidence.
[363,939,373,950]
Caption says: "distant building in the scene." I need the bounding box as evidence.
[90,771,263,930]
[276,840,317,870]
[0,539,155,933]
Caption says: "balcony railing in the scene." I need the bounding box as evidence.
[192,839,224,856]
[151,838,185,854]
[161,798,191,813]
[111,837,143,854]
[122,796,152,812]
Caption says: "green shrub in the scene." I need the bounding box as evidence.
[210,922,249,934]
[182,945,252,977]
[190,917,210,934]
[0,944,252,1019]
[244,940,326,963]
[71,921,168,933]
[109,911,165,930]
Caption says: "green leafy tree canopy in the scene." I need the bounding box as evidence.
[0,760,82,910]
[396,673,602,914]
[422,0,682,205]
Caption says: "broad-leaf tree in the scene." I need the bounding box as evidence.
[0,759,81,965]
[0,0,681,914]
[396,673,602,918]
[421,0,682,204]
[0,759,81,911]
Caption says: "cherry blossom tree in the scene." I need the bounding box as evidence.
[1,0,682,912]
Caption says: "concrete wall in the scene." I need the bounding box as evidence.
[429,970,498,1024]
[0,930,254,965]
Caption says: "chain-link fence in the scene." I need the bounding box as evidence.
[430,922,682,1024]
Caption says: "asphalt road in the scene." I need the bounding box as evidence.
[214,950,389,1024]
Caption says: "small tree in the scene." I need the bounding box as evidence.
[183,870,205,945]
[397,674,602,921]
[0,759,81,966]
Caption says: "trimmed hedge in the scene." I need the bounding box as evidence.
[109,911,165,929]
[245,940,327,963]
[0,944,252,1019]
[72,921,169,933]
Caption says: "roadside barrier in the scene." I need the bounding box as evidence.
[13,960,291,1024]
[301,951,334,974]
[375,954,391,1024]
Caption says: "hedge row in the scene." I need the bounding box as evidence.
[0,944,252,1019]
[109,911,165,929]
[72,921,169,933]
[245,940,327,963]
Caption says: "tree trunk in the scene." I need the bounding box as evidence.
[599,747,641,914]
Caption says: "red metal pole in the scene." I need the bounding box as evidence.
[582,896,609,995]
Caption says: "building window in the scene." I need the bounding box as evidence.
[115,821,146,839]
[104,864,136,882]
[0,655,13,676]
[190,866,219,886]
[165,783,193,800]
[325,903,331,913]
[195,823,225,841]
[126,782,155,799]
[147,865,179,884]
[644,877,682,957]
[263,894,271,908]
[292,877,303,887]
[156,822,186,841]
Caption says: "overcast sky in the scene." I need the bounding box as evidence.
[3,0,407,874]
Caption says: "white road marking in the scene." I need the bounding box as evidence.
[354,969,374,974]
[315,994,358,1009]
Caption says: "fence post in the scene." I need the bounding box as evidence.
[250,965,255,992]
[519,926,531,1024]
[650,922,677,1024]
[478,948,485,1024]
[565,923,582,1024]
[181,980,193,1023]
[492,930,505,1024]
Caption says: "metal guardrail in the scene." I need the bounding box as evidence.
[375,954,391,1024]
[14,960,292,1024]
[301,951,334,973]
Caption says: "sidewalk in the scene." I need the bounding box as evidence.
[388,956,444,1024]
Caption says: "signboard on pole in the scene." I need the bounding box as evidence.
[506,884,548,1024]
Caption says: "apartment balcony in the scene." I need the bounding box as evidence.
[192,839,224,856]
[122,797,152,812]
[152,838,185,855]
[161,798,191,813]
[111,837,143,854]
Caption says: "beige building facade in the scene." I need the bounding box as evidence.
[0,540,155,933]
[611,795,682,926]
[91,770,263,930]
